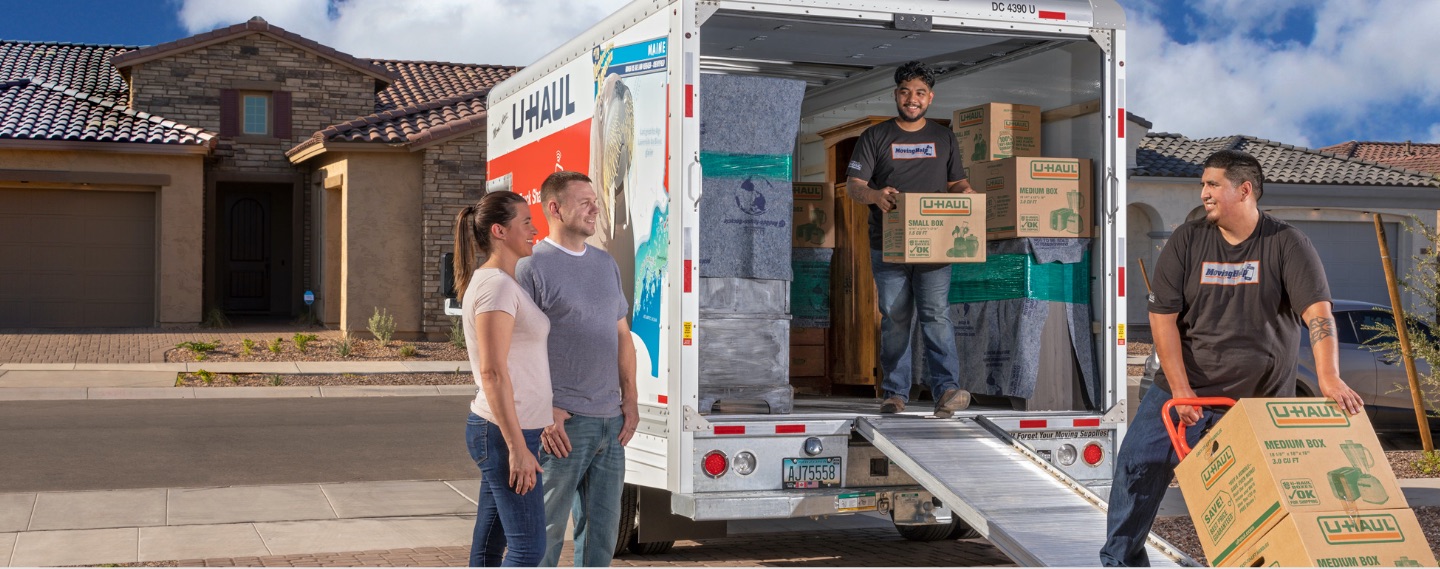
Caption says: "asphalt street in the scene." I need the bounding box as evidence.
[0,396,478,493]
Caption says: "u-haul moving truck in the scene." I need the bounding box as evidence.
[483,0,1142,562]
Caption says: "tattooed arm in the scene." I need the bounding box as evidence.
[1302,301,1364,414]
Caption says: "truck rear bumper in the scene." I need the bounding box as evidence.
[672,485,928,521]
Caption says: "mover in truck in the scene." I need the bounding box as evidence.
[475,0,1195,565]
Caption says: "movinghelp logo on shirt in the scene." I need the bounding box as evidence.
[1200,260,1260,286]
[891,142,937,160]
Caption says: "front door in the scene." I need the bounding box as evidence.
[217,184,293,315]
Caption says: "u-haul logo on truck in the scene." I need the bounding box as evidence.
[1267,402,1351,428]
[1318,513,1405,544]
[1029,160,1079,180]
[510,74,577,140]
[919,197,971,216]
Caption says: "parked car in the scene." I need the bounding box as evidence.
[1140,300,1440,433]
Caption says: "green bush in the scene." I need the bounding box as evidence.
[293,333,319,354]
[449,317,467,350]
[1415,451,1440,476]
[368,307,396,345]
[241,338,256,356]
[268,337,284,354]
[399,343,417,358]
[176,340,220,361]
[201,308,230,329]
[335,336,353,358]
[270,375,284,386]
[195,369,215,385]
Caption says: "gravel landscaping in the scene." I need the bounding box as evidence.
[165,336,467,363]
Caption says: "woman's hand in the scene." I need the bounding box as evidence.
[509,446,544,495]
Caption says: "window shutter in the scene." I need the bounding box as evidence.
[273,91,292,139]
[219,89,239,137]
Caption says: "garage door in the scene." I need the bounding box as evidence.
[0,188,156,327]
[1288,220,1396,307]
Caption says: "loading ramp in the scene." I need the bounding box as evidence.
[856,416,1197,567]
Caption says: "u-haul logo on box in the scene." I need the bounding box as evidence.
[1029,160,1080,180]
[1201,446,1236,489]
[955,108,985,126]
[794,184,824,201]
[919,197,971,216]
[1267,402,1351,428]
[1004,119,1032,131]
[985,176,1005,192]
[1318,513,1405,544]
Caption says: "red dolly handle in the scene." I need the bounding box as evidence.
[1162,397,1236,461]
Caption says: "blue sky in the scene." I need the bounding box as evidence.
[2,0,1436,148]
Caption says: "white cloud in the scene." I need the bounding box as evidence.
[174,0,1440,145]
[177,0,630,66]
[1124,0,1440,146]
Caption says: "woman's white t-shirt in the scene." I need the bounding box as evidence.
[462,268,554,430]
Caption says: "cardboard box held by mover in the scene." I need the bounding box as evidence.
[952,102,1041,163]
[882,193,986,264]
[1174,399,1407,566]
[792,182,835,248]
[1221,508,1437,567]
[977,157,1092,239]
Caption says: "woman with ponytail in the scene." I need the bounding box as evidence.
[454,190,551,567]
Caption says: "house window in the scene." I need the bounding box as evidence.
[242,93,270,135]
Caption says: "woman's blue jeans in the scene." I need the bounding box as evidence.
[466,413,546,567]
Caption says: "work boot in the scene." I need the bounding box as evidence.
[879,395,906,414]
[933,388,971,418]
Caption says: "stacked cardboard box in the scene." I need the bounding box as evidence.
[792,182,835,248]
[1173,399,1435,567]
[976,157,1093,239]
[952,102,1040,163]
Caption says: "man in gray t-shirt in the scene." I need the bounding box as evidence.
[516,171,638,567]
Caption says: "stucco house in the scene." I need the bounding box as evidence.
[0,17,517,339]
[1124,118,1440,326]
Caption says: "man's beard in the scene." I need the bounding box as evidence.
[896,104,926,122]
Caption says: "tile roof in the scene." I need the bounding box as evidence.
[1318,140,1440,177]
[286,60,519,159]
[287,91,490,158]
[110,17,394,84]
[0,78,213,146]
[374,60,519,111]
[0,40,134,103]
[1133,133,1439,187]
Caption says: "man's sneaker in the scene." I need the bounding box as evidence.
[933,388,971,418]
[880,396,906,414]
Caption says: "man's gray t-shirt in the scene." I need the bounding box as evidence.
[1148,212,1330,399]
[516,239,629,418]
[846,118,967,250]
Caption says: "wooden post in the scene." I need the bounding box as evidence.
[1138,258,1153,294]
[1374,213,1434,452]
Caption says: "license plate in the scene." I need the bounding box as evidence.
[783,457,841,489]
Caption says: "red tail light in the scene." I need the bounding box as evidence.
[703,450,727,477]
[1083,443,1104,466]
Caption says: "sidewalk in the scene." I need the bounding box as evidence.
[0,478,1019,567]
[0,361,475,401]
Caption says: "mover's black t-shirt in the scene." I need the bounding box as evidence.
[1149,212,1331,399]
[846,119,967,250]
